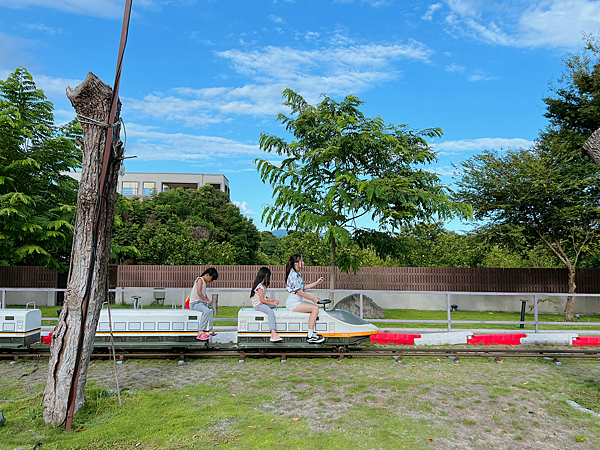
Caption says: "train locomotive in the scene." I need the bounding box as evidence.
[2,302,378,350]
[0,307,42,348]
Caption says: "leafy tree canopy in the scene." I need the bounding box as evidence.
[257,89,471,279]
[0,67,81,270]
[112,186,261,265]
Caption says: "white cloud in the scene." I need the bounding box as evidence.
[268,14,284,24]
[442,0,600,49]
[421,3,443,21]
[433,137,534,153]
[233,200,257,216]
[22,23,63,35]
[467,69,497,82]
[0,0,160,18]
[124,123,261,161]
[433,165,458,176]
[444,63,465,73]
[334,0,395,7]
[124,39,434,124]
[36,74,83,98]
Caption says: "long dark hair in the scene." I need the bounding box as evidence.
[201,267,219,280]
[251,267,271,298]
[285,254,302,280]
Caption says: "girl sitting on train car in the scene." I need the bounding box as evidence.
[250,267,283,342]
[189,267,219,341]
[285,254,325,344]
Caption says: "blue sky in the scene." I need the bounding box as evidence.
[1,0,600,233]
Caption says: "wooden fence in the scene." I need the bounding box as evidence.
[116,265,600,293]
[0,266,59,288]
[3,265,600,293]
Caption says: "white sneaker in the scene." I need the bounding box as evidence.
[307,334,325,344]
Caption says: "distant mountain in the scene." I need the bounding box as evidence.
[271,229,288,238]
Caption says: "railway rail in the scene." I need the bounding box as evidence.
[2,346,600,364]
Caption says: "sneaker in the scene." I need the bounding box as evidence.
[196,332,210,341]
[307,334,325,344]
[270,335,283,342]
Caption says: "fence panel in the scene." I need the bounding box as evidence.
[0,266,59,288]
[116,265,600,293]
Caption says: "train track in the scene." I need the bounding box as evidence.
[2,346,600,363]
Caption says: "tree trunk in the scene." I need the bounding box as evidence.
[564,264,576,322]
[582,127,600,167]
[329,234,336,301]
[43,72,123,425]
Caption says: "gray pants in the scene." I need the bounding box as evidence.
[191,302,214,331]
[254,303,277,331]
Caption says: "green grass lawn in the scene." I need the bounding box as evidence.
[15,304,600,331]
[1,355,599,449]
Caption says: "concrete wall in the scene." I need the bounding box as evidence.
[113,288,600,315]
[3,290,57,307]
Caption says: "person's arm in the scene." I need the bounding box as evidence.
[258,287,279,305]
[305,276,325,290]
[196,279,211,304]
[295,288,319,303]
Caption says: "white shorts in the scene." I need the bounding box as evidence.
[286,292,303,311]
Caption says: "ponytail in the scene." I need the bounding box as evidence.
[285,254,302,280]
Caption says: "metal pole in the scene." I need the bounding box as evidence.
[534,294,539,333]
[520,299,527,329]
[446,293,451,332]
[359,292,364,319]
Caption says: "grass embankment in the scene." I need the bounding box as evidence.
[21,305,600,331]
[1,356,600,449]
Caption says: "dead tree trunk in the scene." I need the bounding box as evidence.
[43,72,123,425]
[582,127,600,167]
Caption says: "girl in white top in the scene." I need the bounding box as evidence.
[285,254,325,344]
[188,267,218,341]
[250,267,282,342]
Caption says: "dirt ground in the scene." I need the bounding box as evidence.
[2,351,600,450]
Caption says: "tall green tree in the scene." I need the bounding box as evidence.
[112,186,261,265]
[0,67,81,270]
[257,89,471,294]
[454,145,600,321]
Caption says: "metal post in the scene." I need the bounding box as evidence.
[519,299,528,329]
[359,292,364,319]
[446,293,451,332]
[533,294,539,333]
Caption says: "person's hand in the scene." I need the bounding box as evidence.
[316,277,324,283]
[273,299,279,305]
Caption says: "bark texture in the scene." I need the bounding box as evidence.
[582,127,600,167]
[43,72,123,425]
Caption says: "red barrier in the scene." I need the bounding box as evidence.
[371,333,421,345]
[468,333,527,346]
[42,332,52,344]
[572,336,600,347]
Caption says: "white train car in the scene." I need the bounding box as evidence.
[0,307,42,348]
[94,308,209,348]
[237,307,379,348]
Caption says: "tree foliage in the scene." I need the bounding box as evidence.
[0,67,81,270]
[455,144,600,320]
[112,186,261,265]
[257,89,471,281]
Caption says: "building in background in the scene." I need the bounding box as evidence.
[65,172,230,198]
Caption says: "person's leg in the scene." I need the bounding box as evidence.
[255,303,279,338]
[192,302,211,332]
[293,302,319,334]
[207,305,215,333]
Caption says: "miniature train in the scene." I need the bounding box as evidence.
[1,304,378,350]
[0,307,42,348]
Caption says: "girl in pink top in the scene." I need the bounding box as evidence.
[250,267,282,342]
